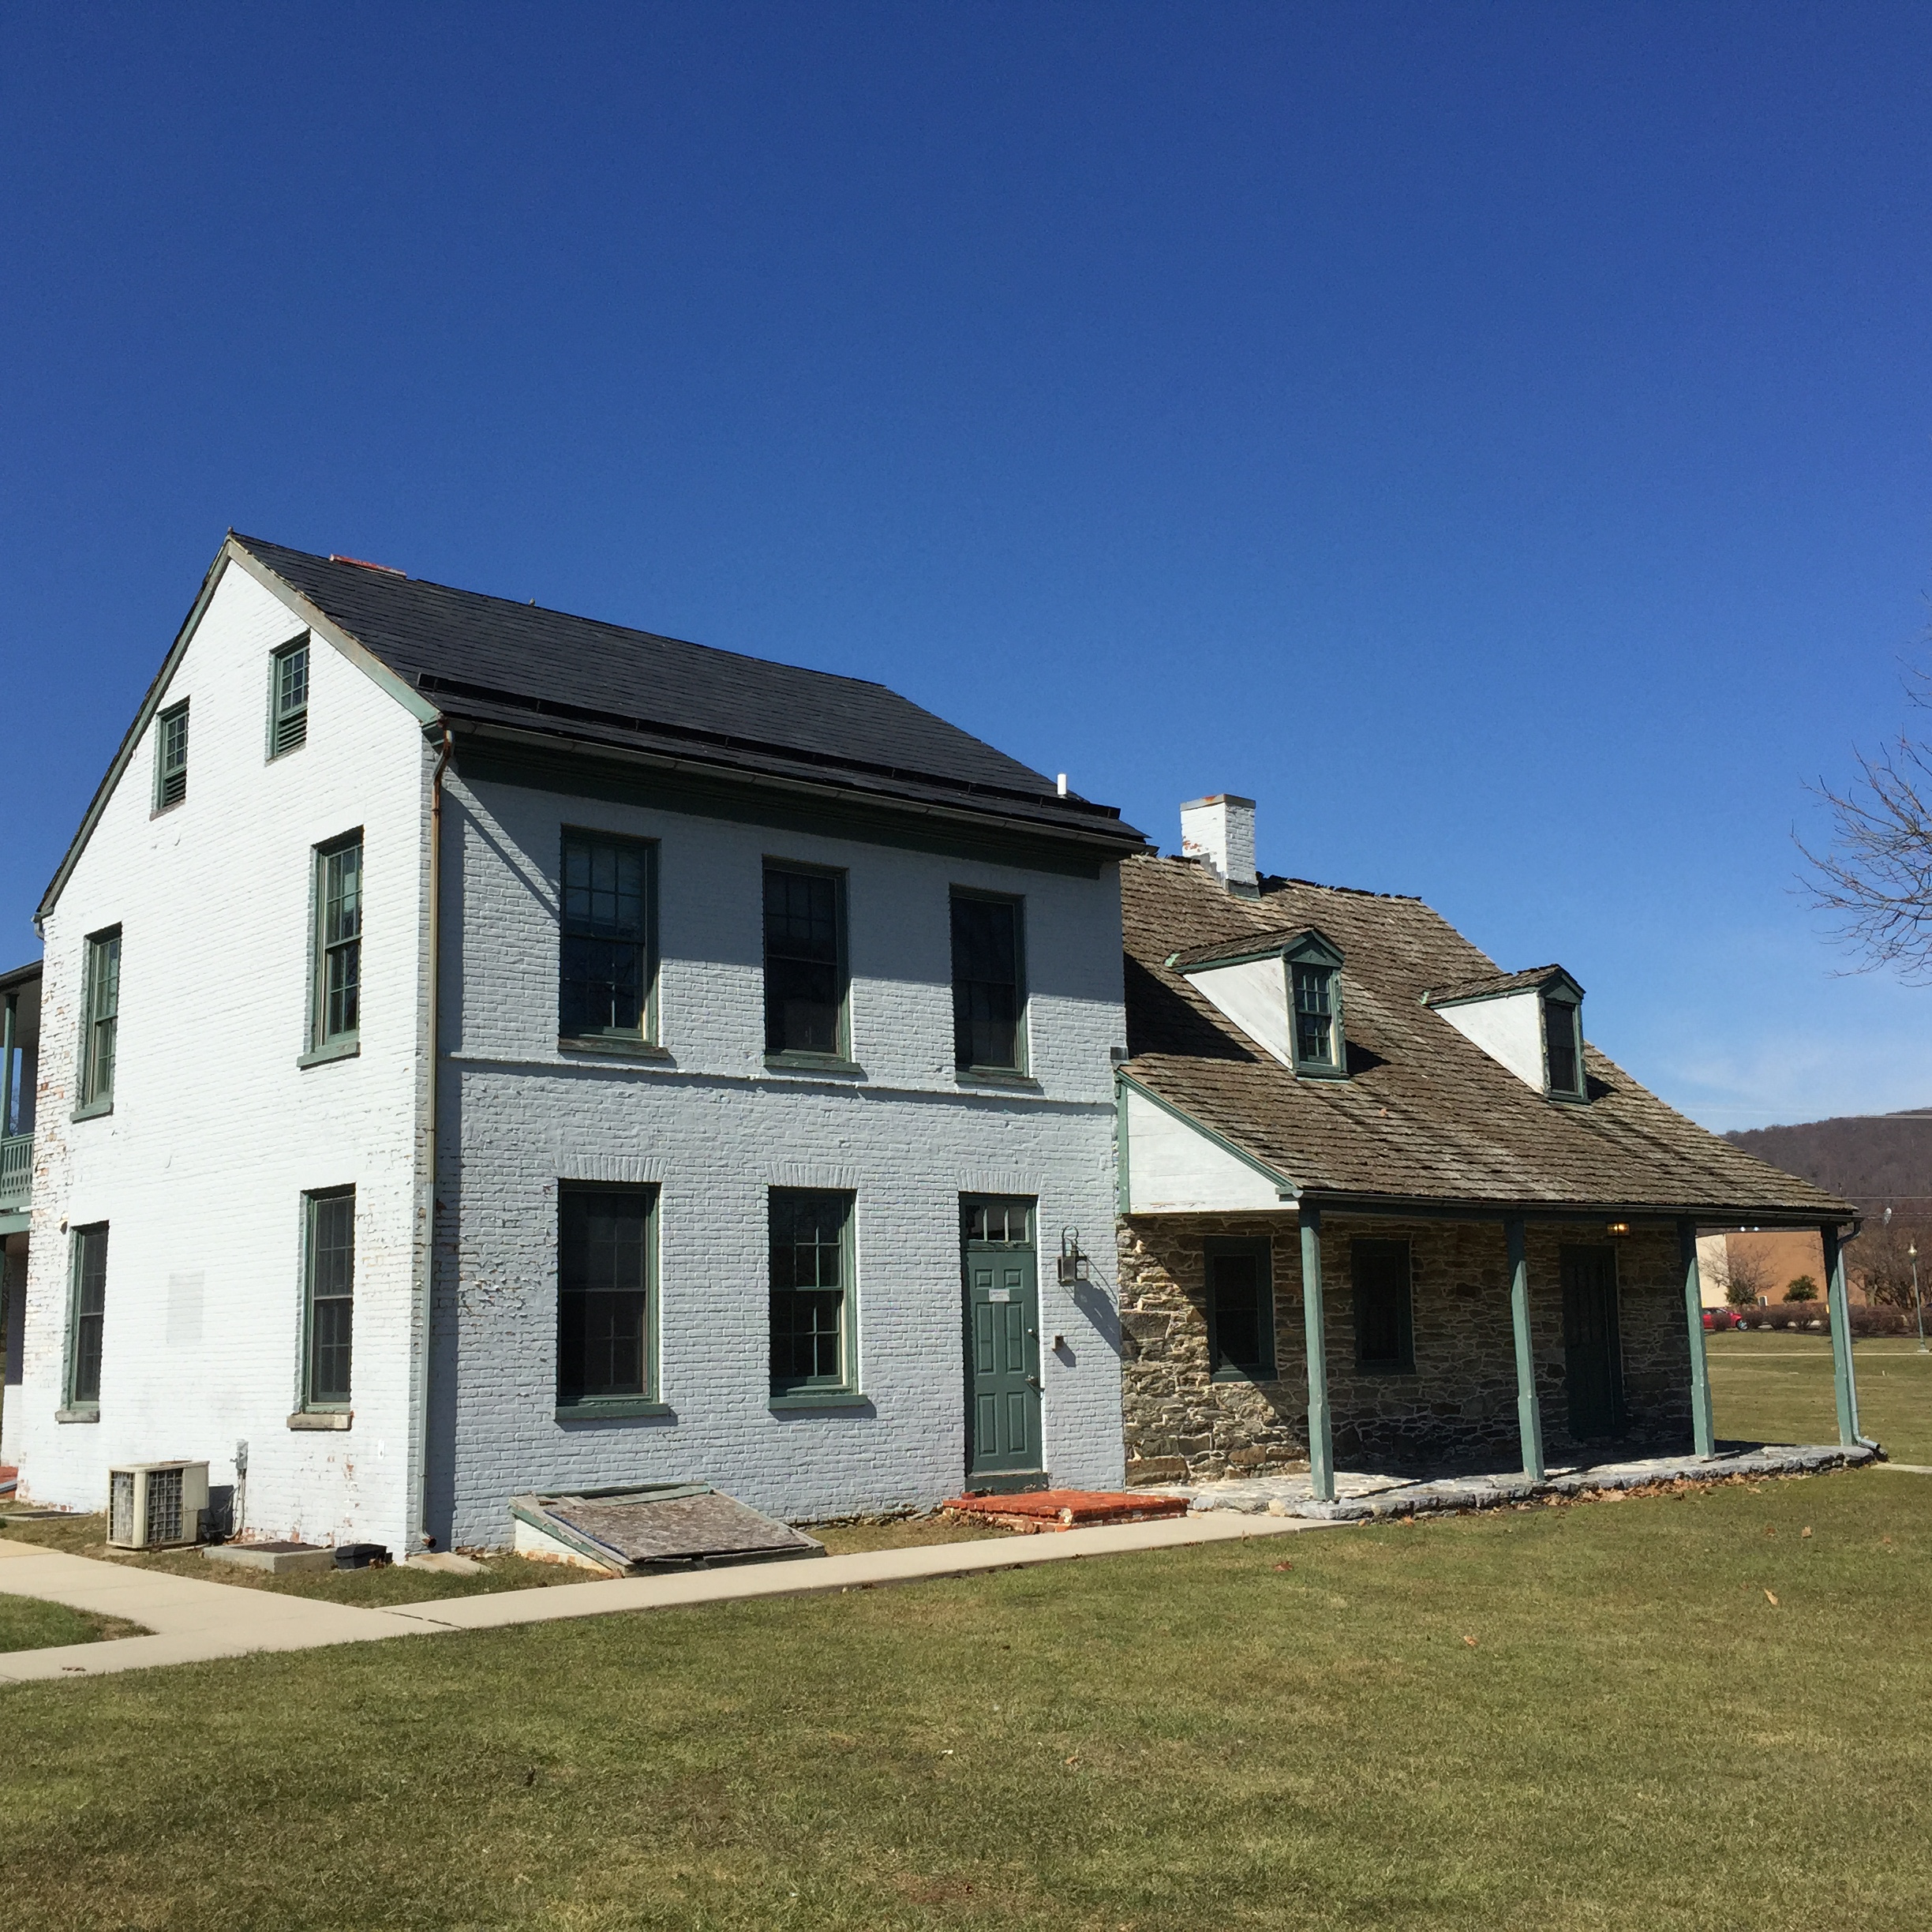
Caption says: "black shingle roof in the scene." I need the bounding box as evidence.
[234,536,1144,851]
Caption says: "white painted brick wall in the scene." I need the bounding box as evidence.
[429,776,1128,1547]
[5,564,432,1554]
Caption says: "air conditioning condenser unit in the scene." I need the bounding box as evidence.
[107,1461,210,1550]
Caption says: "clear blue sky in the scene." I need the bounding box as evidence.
[4,3,1930,1130]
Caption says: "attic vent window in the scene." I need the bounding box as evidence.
[269,638,309,757]
[1544,996,1582,1099]
[154,701,189,811]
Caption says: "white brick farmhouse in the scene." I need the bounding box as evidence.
[0,535,1146,1554]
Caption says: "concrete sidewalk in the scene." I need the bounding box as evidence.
[0,1509,1329,1684]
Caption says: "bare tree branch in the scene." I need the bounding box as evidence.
[1798,667,1932,980]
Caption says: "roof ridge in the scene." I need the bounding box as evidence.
[232,533,902,697]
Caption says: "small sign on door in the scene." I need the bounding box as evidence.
[988,1288,1012,1302]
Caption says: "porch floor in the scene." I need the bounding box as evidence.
[1155,1440,1881,1522]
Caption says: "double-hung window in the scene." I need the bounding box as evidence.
[1293,964,1335,1068]
[556,1185,657,1413]
[559,832,656,1043]
[154,700,189,811]
[1544,997,1583,1099]
[763,865,846,1060]
[66,1222,108,1414]
[769,1189,856,1399]
[269,638,309,757]
[1352,1238,1415,1372]
[77,927,121,1116]
[950,892,1026,1073]
[310,833,362,1057]
[302,1189,355,1410]
[1206,1238,1275,1380]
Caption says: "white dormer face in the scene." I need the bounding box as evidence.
[1176,928,1347,1079]
[1430,972,1586,1100]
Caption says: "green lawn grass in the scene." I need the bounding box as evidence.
[0,1592,146,1653]
[3,1347,1926,1929]
[1708,1331,1932,1462]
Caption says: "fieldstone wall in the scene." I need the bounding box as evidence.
[1118,1214,1693,1485]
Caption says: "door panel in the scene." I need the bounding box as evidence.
[1561,1245,1625,1440]
[962,1200,1043,1481]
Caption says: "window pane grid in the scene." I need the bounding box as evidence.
[84,933,120,1105]
[1208,1246,1271,1376]
[318,840,362,1044]
[1293,964,1333,1065]
[70,1225,107,1406]
[1545,1001,1580,1094]
[305,1192,355,1406]
[557,1188,653,1403]
[560,837,650,1036]
[764,870,841,1054]
[272,643,309,754]
[951,897,1020,1069]
[156,703,188,808]
[1352,1239,1413,1371]
[769,1191,850,1388]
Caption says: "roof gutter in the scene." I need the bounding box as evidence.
[448,717,1151,862]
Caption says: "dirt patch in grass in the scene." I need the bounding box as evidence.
[0,1592,148,1653]
[806,1512,1015,1556]
[0,1515,593,1605]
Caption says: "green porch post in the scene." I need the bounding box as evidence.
[1506,1216,1544,1481]
[0,992,15,1139]
[1823,1222,1862,1447]
[1679,1219,1715,1457]
[1301,1204,1334,1503]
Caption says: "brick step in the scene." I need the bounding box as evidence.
[940,1488,1193,1532]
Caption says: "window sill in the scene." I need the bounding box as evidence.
[763,1052,865,1077]
[149,799,185,822]
[555,1398,673,1421]
[1292,1063,1350,1083]
[298,1039,360,1069]
[55,1405,99,1424]
[70,1097,113,1123]
[1210,1367,1279,1386]
[557,1035,672,1061]
[954,1066,1038,1089]
[768,1390,869,1413]
[1354,1364,1417,1379]
[288,1410,352,1430]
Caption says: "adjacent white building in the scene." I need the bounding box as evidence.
[1,534,1145,1554]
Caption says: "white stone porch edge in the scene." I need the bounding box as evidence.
[1163,1440,1881,1523]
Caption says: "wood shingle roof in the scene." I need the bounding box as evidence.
[1121,856,1853,1222]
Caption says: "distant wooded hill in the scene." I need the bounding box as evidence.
[1724,1112,1932,1211]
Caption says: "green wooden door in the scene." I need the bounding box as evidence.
[962,1198,1043,1485]
[1561,1245,1625,1440]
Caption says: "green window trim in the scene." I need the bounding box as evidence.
[66,1222,108,1412]
[1543,995,1586,1100]
[311,832,363,1054]
[301,1187,356,1411]
[762,862,849,1061]
[77,927,121,1117]
[949,889,1028,1074]
[1204,1236,1276,1381]
[153,700,189,812]
[556,1182,660,1411]
[1351,1237,1416,1374]
[268,636,310,759]
[558,829,659,1046]
[769,1187,858,1397]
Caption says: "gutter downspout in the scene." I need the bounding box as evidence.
[410,724,454,1552]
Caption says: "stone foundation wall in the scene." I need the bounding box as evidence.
[1118,1214,1693,1485]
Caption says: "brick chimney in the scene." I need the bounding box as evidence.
[1179,795,1258,897]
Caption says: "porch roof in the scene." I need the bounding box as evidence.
[1120,856,1854,1226]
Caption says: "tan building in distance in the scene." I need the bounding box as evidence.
[1696,1229,1829,1308]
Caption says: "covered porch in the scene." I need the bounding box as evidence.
[1115,1083,1869,1503]
[0,960,39,1395]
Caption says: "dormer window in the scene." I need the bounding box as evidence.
[1292,961,1336,1069]
[1425,964,1586,1103]
[1543,995,1582,1099]
[1170,924,1347,1080]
